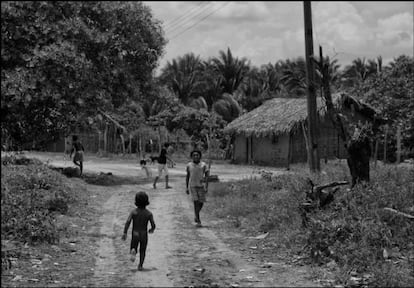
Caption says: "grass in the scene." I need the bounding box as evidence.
[207,160,414,287]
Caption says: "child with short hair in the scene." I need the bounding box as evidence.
[186,149,209,227]
[121,191,156,271]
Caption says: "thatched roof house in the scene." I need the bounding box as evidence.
[224,93,379,167]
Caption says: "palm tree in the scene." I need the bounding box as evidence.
[341,57,378,89]
[210,47,250,94]
[158,53,204,105]
[279,57,307,97]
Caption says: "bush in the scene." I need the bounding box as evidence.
[208,162,414,286]
[1,160,82,244]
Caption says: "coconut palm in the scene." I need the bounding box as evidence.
[279,57,307,97]
[158,53,204,105]
[210,47,250,94]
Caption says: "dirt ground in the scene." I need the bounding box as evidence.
[2,152,322,287]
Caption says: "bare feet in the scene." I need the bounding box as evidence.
[138,265,143,271]
[130,249,136,262]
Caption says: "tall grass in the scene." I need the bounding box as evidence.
[208,161,414,286]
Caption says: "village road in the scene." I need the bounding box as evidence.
[29,152,320,287]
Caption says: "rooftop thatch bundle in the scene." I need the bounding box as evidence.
[224,93,379,138]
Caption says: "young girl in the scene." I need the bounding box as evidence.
[121,191,156,271]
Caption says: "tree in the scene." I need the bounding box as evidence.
[209,47,249,94]
[1,1,167,149]
[279,57,307,97]
[354,55,414,159]
[158,53,204,105]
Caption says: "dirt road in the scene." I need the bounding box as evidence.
[29,152,319,287]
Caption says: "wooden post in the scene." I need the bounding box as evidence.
[396,125,401,164]
[303,1,320,172]
[383,124,388,163]
[104,123,108,153]
[374,139,379,167]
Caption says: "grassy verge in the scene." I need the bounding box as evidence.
[208,161,414,287]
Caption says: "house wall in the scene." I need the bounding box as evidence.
[233,134,290,167]
[252,134,290,166]
[233,135,247,164]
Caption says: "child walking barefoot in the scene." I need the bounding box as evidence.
[121,191,156,271]
[186,149,209,227]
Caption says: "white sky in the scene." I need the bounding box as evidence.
[143,1,414,74]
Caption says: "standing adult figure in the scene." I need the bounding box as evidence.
[70,135,85,176]
[186,149,209,227]
[153,143,173,189]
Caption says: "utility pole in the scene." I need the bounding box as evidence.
[303,1,320,172]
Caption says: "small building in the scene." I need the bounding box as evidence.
[223,93,378,167]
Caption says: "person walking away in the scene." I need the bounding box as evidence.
[153,143,173,189]
[121,191,156,271]
[186,149,209,227]
[69,135,85,176]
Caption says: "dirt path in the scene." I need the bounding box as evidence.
[28,152,320,287]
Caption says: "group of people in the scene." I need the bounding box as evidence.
[123,145,210,271]
[68,137,210,271]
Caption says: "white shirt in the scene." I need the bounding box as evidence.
[186,161,208,187]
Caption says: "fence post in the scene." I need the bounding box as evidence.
[396,125,401,164]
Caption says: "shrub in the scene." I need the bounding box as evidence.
[1,160,82,244]
[208,161,414,286]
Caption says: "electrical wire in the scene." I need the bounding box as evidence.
[163,2,211,31]
[169,2,230,40]
[165,2,216,34]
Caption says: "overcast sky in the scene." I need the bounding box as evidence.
[143,1,413,73]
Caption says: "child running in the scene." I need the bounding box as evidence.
[69,135,85,176]
[186,149,209,227]
[121,191,156,271]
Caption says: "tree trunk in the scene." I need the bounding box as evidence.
[104,123,108,153]
[346,136,371,187]
[120,134,126,155]
[128,134,132,154]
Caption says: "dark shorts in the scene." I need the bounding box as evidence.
[190,186,207,203]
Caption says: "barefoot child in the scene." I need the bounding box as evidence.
[140,159,152,178]
[186,149,209,227]
[69,135,85,176]
[121,191,156,271]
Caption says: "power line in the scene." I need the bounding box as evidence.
[164,2,211,30]
[169,2,230,40]
[165,2,217,34]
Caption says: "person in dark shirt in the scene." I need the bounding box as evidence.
[153,143,173,189]
[69,135,85,176]
[122,191,156,271]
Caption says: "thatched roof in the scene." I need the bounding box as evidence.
[224,93,379,137]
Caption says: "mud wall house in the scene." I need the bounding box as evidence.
[224,93,377,168]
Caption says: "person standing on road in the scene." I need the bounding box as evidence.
[122,191,156,271]
[69,135,85,176]
[186,149,209,227]
[153,143,173,189]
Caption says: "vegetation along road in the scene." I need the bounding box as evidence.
[2,152,321,287]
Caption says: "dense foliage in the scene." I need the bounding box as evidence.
[353,55,414,158]
[1,1,166,149]
[208,163,414,287]
[1,154,85,244]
